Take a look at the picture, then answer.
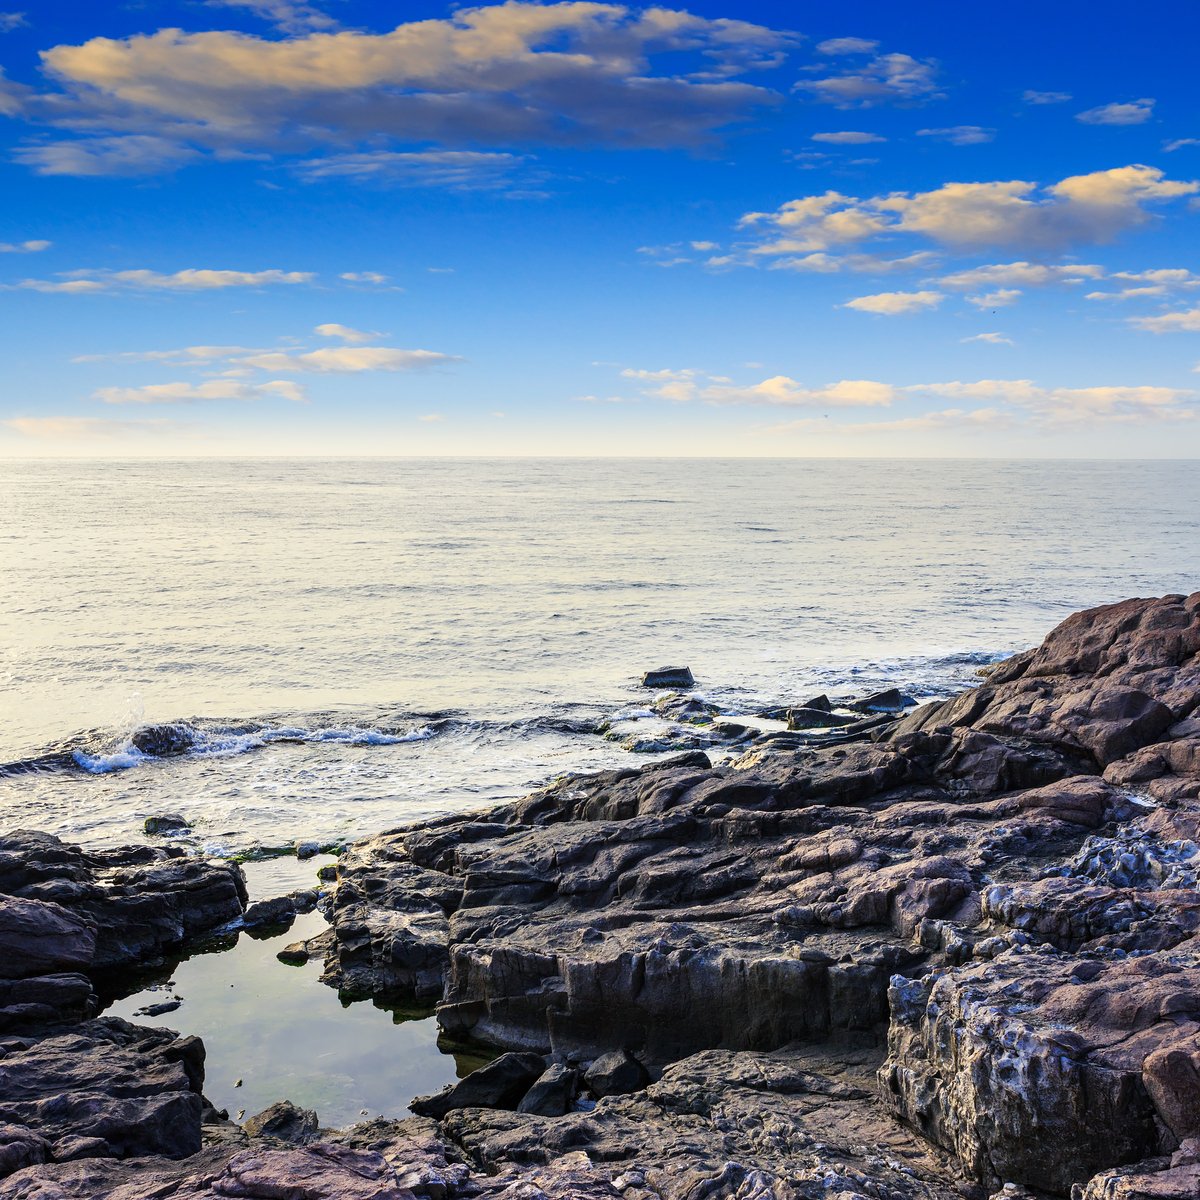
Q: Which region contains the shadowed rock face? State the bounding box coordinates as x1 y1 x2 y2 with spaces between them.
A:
3 594 1200 1199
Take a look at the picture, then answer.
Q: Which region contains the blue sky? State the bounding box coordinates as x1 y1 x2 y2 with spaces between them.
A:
2 0 1199 455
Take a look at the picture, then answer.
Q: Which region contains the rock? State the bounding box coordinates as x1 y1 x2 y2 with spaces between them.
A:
243 896 297 932
584 1050 649 1097
641 667 695 689
276 942 310 966
517 1064 577 1116
296 841 321 859
0 1018 205 1178
786 706 858 729
0 896 95 981
130 725 197 757
410 1052 546 1119
850 688 918 714
144 814 192 836
135 999 182 1017
243 1100 319 1144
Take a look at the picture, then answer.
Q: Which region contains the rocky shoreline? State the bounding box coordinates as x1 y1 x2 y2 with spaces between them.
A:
1 593 1198 1198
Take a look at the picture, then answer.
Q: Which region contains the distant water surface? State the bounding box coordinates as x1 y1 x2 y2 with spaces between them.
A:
1 458 1196 851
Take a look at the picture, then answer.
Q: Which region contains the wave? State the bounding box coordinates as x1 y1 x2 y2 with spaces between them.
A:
0 717 438 778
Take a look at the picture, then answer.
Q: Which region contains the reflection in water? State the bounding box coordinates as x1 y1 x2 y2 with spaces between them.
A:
102 860 487 1129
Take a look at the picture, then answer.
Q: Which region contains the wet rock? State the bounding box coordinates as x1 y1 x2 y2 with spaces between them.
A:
130 725 197 757
786 705 858 729
243 1100 319 1144
411 1052 546 1119
296 841 321 859
243 895 298 932
851 688 918 714
135 999 182 1017
144 814 192 836
641 667 694 689
584 1050 650 1097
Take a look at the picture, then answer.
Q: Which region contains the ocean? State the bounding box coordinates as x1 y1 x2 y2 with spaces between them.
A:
2 457 1197 854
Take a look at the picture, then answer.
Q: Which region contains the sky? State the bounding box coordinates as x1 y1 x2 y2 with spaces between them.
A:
2 0 1200 456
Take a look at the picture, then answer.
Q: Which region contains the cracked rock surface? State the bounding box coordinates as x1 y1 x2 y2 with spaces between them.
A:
2 593 1200 1198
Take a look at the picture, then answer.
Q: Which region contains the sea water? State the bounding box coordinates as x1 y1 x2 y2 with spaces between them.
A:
2 457 1197 851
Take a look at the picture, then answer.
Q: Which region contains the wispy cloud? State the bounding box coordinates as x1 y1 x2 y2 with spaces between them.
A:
95 380 306 405
204 0 339 35
810 130 886 144
966 289 1022 308
916 125 994 145
314 323 382 344
961 332 1013 345
294 150 527 191
912 379 1195 423
0 238 49 253
1130 308 1200 333
3 416 181 439
9 268 313 293
815 38 879 56
0 12 26 32
1076 99 1155 126
796 51 943 107
1023 89 1072 105
238 347 459 373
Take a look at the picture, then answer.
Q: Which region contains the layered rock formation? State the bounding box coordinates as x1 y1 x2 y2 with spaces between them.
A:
1 593 1199 1198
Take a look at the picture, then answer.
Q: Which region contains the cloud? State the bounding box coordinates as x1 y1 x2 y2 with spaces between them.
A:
1076 99 1155 126
937 261 1105 288
966 289 1022 308
204 1 339 35
911 379 1195 423
0 239 49 253
916 125 994 145
1023 90 1071 105
340 271 389 285
770 407 1011 436
1165 138 1200 152
417 413 444 422
94 379 305 404
72 345 257 364
765 250 938 274
9 267 313 293
843 289 944 314
815 38 879 56
811 130 885 144
961 332 1013 345
294 150 526 190
0 12 26 33
237 347 458 372
739 166 1198 257
3 416 179 439
1130 308 1200 333
314 323 381 343
620 367 700 382
795 52 942 106
15 136 201 176
619 367 896 408
15 5 796 176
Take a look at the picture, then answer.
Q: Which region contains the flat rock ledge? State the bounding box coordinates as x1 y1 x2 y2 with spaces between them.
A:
1 592 1199 1199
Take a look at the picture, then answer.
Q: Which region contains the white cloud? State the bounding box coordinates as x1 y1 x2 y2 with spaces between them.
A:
1076 99 1155 126
1165 138 1200 152
911 378 1195 423
697 376 896 407
1130 308 1200 333
961 332 1013 345
94 379 305 404
72 345 257 364
15 6 795 176
1085 286 1167 301
1023 90 1071 105
238 347 458 372
740 166 1198 257
314 323 382 344
9 267 313 293
938 261 1105 288
0 238 49 253
0 12 26 32
966 289 1022 308
771 407 1011 436
815 37 879 56
811 130 885 144
916 125 994 145
796 52 942 106
340 272 389 285
620 367 700 382
843 289 944 314
3 416 179 439
417 413 445 422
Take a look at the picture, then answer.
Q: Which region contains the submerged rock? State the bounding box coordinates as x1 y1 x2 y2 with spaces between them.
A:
144 814 192 836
